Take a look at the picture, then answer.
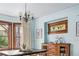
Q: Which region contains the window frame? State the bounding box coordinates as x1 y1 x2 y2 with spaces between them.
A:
0 20 21 50
13 23 21 49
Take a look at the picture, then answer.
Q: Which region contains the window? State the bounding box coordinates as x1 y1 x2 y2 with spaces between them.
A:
0 24 8 49
12 23 21 49
0 21 21 50
15 24 20 48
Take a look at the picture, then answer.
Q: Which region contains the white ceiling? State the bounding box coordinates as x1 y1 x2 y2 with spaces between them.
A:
0 3 79 18
27 3 79 18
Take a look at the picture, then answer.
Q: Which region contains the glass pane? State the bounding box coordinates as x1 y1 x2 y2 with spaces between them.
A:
0 25 8 31
0 31 8 36
0 36 8 48
15 25 20 48
0 24 8 49
16 25 20 36
16 38 20 48
0 25 5 30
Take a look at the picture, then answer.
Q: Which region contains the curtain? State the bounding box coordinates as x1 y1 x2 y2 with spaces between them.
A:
20 18 32 50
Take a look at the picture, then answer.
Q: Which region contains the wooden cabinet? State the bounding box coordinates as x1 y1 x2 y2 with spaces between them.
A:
42 43 70 56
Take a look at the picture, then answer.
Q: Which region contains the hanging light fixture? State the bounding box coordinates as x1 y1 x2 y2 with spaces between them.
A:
19 3 34 22
19 3 34 52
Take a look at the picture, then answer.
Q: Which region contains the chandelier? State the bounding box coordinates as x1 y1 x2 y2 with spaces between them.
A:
19 3 34 22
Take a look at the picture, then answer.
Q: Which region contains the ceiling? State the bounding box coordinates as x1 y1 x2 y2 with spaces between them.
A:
27 3 79 18
0 3 79 18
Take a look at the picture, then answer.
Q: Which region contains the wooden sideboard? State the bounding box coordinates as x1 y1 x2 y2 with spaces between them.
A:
42 43 70 56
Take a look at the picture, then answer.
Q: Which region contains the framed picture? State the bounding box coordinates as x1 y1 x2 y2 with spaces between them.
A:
48 18 68 34
76 22 79 36
36 28 42 39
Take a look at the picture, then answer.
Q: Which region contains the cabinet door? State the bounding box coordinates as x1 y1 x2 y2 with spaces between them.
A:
64 45 70 56
58 44 70 56
47 44 59 56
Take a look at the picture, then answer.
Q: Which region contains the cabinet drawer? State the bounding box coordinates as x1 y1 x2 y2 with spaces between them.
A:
47 49 58 53
47 46 57 49
48 49 57 52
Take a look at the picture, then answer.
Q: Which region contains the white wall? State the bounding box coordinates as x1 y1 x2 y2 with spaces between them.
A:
35 5 79 56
